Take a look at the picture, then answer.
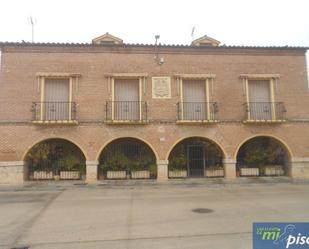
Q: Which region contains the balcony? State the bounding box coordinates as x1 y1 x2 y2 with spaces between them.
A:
176 102 219 123
105 101 148 124
244 102 286 123
31 102 77 124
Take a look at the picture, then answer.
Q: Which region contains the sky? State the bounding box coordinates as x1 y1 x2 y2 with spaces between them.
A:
0 0 308 74
0 0 308 46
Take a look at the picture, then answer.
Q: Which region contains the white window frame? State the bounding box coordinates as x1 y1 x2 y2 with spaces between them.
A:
105 73 147 122
35 73 81 123
174 74 216 121
241 74 280 121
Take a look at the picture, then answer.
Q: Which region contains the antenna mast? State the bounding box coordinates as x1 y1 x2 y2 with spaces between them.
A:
191 27 195 41
28 16 36 42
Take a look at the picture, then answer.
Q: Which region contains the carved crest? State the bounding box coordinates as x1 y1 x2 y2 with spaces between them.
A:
152 77 171 99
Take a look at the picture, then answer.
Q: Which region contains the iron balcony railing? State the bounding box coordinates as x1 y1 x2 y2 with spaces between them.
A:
177 102 218 121
105 101 148 122
244 102 286 121
32 102 77 121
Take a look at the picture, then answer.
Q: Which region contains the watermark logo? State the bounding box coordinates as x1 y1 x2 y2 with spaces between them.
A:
253 223 309 249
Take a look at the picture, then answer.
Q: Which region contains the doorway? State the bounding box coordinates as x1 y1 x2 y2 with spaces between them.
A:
187 145 205 177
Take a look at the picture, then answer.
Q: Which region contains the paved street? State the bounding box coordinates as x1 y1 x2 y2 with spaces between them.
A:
1 180 309 249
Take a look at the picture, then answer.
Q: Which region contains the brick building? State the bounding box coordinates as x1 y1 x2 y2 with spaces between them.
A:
0 33 308 184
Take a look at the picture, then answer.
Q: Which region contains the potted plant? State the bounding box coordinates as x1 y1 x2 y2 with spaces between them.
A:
58 154 83 180
205 165 224 177
103 151 128 179
264 165 284 176
240 147 267 176
168 153 187 178
27 143 54 180
33 163 54 180
130 151 154 179
148 164 157 179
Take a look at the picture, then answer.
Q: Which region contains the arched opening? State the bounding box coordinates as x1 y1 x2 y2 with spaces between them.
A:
168 137 224 178
24 138 86 181
98 138 157 180
236 136 290 177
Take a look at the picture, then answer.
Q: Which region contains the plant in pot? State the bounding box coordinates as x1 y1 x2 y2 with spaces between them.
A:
103 151 129 179
130 163 150 179
205 164 224 177
129 147 155 179
242 147 268 176
27 143 54 180
168 153 187 178
58 154 83 180
148 164 157 179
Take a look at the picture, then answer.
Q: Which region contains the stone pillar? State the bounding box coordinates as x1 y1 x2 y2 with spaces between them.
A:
223 159 237 179
86 161 98 182
290 157 309 178
157 160 169 181
0 161 24 184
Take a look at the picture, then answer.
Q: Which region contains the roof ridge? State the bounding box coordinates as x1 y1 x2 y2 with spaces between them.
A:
0 41 308 50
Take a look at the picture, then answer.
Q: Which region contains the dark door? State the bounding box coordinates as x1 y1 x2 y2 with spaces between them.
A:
187 145 205 177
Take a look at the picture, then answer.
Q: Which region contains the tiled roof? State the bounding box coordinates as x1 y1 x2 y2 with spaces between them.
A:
0 41 307 50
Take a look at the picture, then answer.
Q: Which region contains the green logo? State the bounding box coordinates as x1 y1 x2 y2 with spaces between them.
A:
256 226 281 241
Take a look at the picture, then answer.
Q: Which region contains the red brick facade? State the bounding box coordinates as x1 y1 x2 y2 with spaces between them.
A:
0 41 308 183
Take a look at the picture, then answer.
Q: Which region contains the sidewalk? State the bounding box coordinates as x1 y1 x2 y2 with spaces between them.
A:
1 177 309 192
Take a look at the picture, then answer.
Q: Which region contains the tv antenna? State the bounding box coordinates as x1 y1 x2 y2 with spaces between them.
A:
28 16 36 42
154 35 164 65
191 27 195 41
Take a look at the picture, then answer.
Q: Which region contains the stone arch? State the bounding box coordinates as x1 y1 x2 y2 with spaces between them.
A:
95 136 159 162
166 135 228 161
23 138 87 181
22 137 89 162
167 136 226 178
97 137 157 180
235 135 292 177
234 134 293 160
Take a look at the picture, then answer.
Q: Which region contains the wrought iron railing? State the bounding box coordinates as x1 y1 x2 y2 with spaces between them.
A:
177 102 218 121
105 101 148 122
31 102 77 121
244 102 286 121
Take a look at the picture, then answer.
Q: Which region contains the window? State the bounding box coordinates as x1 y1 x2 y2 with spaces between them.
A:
44 78 71 121
182 79 207 120
241 74 285 122
105 73 148 123
175 74 218 122
114 79 140 120
32 73 79 123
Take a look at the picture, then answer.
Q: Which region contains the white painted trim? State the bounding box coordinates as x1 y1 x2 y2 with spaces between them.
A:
139 78 142 120
174 74 216 79
157 160 169 165
69 77 73 120
0 161 24 167
86 161 99 166
223 159 236 164
206 79 210 119
240 74 280 79
111 78 115 120
180 78 184 120
270 78 276 120
291 157 309 163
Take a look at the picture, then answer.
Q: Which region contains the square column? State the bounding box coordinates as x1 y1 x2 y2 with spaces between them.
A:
223 159 236 179
86 161 98 182
0 161 24 184
157 160 169 181
290 157 309 178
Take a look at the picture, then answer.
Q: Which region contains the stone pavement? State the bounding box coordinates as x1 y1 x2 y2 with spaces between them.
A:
1 178 309 249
